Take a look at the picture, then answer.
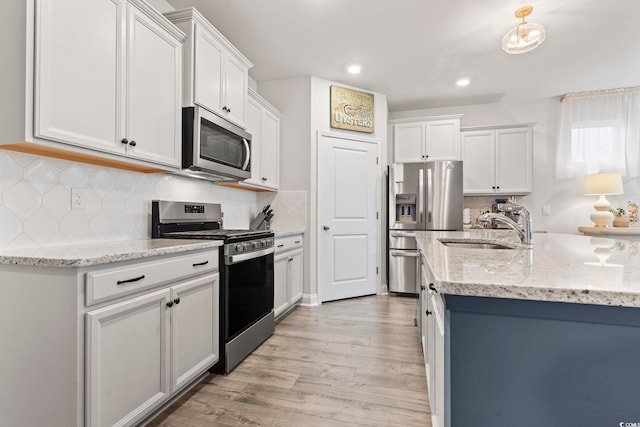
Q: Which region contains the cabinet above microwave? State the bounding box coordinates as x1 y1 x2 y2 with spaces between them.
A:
164 7 253 129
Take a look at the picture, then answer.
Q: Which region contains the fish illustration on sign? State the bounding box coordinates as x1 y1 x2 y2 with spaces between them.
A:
330 86 374 133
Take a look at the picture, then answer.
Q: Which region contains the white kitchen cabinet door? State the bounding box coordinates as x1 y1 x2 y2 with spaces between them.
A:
224 53 249 126
164 8 251 128
259 107 280 188
246 96 263 184
461 130 496 194
274 252 289 318
244 89 280 190
194 25 224 114
86 288 171 427
288 248 303 305
126 6 182 167
495 128 533 194
425 119 460 160
35 0 125 155
171 273 219 392
394 122 425 162
461 127 533 195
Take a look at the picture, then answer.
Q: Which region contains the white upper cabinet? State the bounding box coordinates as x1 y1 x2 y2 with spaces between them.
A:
392 116 461 163
35 0 184 168
165 8 253 128
244 88 280 190
461 126 533 195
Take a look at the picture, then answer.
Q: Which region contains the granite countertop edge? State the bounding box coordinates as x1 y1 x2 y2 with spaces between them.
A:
273 229 306 237
415 230 640 309
0 239 223 268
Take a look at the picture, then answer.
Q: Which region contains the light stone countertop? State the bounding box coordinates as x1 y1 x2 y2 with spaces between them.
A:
273 229 305 238
415 229 640 308
0 239 223 268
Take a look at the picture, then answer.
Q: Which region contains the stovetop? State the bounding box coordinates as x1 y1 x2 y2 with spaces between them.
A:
162 229 273 241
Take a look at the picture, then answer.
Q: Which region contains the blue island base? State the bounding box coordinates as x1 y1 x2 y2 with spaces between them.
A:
446 295 640 427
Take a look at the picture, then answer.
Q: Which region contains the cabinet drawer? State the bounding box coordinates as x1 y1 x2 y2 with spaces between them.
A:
86 249 218 306
275 234 303 253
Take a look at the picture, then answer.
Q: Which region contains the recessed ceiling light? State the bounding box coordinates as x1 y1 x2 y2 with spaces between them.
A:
347 65 361 75
456 78 471 87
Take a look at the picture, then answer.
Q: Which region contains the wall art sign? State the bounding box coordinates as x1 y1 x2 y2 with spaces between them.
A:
330 85 374 133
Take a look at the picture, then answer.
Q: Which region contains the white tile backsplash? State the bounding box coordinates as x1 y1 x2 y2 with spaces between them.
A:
0 151 258 249
257 190 307 232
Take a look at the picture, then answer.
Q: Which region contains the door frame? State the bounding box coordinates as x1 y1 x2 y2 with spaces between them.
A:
315 130 382 303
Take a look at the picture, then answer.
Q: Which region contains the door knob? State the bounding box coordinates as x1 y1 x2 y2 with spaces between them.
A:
323 226 330 231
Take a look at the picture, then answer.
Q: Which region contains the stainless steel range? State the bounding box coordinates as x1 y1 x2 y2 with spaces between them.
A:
151 200 275 373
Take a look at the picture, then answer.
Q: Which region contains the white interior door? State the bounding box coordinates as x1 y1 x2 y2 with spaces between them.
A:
318 132 378 302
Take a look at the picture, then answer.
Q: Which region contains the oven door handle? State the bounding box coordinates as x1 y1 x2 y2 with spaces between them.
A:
226 246 274 265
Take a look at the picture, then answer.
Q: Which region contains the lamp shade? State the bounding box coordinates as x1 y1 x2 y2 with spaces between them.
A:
584 173 624 195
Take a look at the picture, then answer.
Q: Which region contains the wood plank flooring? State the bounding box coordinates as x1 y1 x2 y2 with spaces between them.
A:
148 295 431 426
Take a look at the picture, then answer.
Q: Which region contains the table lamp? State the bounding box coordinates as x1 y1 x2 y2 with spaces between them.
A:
584 172 624 227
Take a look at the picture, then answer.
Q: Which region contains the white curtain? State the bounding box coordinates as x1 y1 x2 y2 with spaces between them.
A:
555 88 640 179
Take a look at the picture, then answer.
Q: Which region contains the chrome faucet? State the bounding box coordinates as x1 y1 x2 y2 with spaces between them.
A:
478 204 533 247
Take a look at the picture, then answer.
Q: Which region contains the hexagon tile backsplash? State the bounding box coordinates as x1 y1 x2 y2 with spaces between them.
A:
0 151 258 249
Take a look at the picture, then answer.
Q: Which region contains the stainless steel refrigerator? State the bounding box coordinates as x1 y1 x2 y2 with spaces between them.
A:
387 160 463 294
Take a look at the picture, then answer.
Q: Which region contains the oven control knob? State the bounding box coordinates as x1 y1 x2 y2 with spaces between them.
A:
235 243 243 252
243 242 251 251
252 241 259 249
261 239 268 247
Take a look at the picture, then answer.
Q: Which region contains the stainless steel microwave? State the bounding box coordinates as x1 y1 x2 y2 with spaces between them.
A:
182 106 251 181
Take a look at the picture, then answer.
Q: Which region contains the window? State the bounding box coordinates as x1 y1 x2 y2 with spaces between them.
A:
555 88 640 179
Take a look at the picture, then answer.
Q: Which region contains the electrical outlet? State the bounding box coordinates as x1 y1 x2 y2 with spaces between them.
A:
71 188 87 210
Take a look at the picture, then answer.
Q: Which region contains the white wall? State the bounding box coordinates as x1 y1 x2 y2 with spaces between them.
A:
390 98 640 234
0 150 258 249
258 77 389 302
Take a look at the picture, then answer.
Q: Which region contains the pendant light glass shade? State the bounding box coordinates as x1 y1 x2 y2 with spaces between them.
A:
502 6 546 54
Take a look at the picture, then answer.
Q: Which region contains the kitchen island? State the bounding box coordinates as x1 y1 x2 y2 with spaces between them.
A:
415 230 640 427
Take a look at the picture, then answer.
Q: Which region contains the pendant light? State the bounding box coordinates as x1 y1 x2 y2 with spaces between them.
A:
502 6 546 54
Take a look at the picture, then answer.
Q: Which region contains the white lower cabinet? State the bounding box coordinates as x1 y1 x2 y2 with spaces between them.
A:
420 254 445 427
86 271 219 427
86 288 172 427
274 234 304 318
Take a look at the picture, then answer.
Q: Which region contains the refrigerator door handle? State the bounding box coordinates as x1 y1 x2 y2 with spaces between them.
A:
418 168 424 224
390 231 416 238
390 250 420 258
427 167 433 225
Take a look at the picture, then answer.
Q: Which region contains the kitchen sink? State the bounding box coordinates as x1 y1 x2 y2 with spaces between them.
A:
439 241 514 250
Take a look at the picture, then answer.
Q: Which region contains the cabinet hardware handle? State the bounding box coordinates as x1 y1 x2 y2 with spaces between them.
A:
420 284 426 291
129 140 137 147
492 186 496 189
425 310 432 316
116 275 145 285
288 258 293 262
323 226 330 231
166 301 174 308
174 298 181 305
428 283 437 292
227 108 231 113
294 240 300 244
425 155 429 158
261 177 267 181
121 138 128 144
192 260 209 267
496 186 500 189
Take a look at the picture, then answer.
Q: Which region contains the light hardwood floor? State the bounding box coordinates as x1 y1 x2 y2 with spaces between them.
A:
148 295 432 426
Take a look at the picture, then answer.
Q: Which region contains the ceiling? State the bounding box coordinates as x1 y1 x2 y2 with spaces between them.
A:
166 0 640 112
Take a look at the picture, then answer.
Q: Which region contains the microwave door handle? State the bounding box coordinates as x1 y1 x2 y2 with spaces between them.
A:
242 138 251 171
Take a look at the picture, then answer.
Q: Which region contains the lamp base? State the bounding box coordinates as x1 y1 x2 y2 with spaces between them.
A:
591 195 613 228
